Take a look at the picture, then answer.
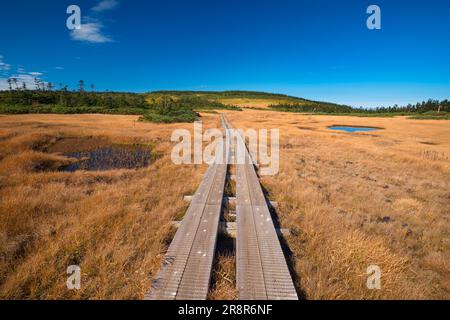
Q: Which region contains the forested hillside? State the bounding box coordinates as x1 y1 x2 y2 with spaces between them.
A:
1 88 448 120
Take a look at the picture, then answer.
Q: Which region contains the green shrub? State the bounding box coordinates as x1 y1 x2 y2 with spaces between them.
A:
139 97 199 123
140 112 198 123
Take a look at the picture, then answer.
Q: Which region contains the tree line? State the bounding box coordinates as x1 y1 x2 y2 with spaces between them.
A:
0 81 149 114
0 86 240 122
360 99 450 113
270 99 449 114
270 102 354 113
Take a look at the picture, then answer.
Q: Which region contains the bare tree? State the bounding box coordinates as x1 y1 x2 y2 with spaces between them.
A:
34 78 40 90
7 78 12 91
47 82 53 91
78 80 85 92
22 82 27 90
12 78 18 90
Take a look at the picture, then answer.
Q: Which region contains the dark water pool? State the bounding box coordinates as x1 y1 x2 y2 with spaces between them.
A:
329 126 380 133
63 146 152 172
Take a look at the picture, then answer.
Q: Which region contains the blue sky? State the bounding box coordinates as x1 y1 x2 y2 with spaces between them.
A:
0 0 449 107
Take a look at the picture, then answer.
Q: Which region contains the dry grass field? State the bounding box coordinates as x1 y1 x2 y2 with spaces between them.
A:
224 109 450 299
0 114 218 299
0 111 449 300
217 98 287 109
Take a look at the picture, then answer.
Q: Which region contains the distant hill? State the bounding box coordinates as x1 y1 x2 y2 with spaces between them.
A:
147 90 352 111
1 89 446 119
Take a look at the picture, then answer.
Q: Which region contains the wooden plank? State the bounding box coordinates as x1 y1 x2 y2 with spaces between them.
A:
145 134 228 300
147 115 297 301
175 204 222 299
229 117 298 300
236 204 267 300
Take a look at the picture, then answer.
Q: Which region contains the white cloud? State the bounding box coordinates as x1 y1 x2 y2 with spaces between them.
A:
0 55 49 91
0 79 8 90
0 63 10 72
68 1 118 43
0 74 47 90
55 66 64 70
70 22 113 43
92 0 119 12
0 55 11 73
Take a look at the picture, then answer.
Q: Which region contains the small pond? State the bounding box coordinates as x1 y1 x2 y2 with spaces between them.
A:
47 137 153 172
328 126 381 133
63 146 152 172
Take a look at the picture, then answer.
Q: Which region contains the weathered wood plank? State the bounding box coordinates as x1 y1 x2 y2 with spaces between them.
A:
228 117 298 301
145 132 228 300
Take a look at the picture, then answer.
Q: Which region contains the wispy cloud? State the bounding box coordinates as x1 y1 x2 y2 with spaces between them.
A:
55 66 64 70
0 55 11 74
70 22 113 43
92 0 119 12
0 73 47 91
0 55 48 90
0 79 8 90
69 1 119 43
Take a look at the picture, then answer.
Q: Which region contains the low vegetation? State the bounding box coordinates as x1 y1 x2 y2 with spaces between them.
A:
270 99 450 119
139 96 240 124
0 89 241 123
270 101 354 113
0 91 449 300
2 89 448 120
148 90 335 110
226 109 450 299
408 111 450 120
0 90 149 115
0 114 219 299
140 97 199 123
148 90 305 101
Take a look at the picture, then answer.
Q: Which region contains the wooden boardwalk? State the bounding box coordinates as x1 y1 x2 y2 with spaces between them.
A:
145 131 228 300
223 117 298 300
147 116 297 300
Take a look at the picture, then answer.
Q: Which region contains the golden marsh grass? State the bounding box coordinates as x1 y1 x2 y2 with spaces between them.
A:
0 111 449 299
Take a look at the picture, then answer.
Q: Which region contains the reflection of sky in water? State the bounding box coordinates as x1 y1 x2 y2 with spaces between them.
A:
63 146 151 172
329 126 379 133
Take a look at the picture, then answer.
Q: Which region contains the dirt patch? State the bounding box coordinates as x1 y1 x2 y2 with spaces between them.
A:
297 126 316 131
419 141 439 146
